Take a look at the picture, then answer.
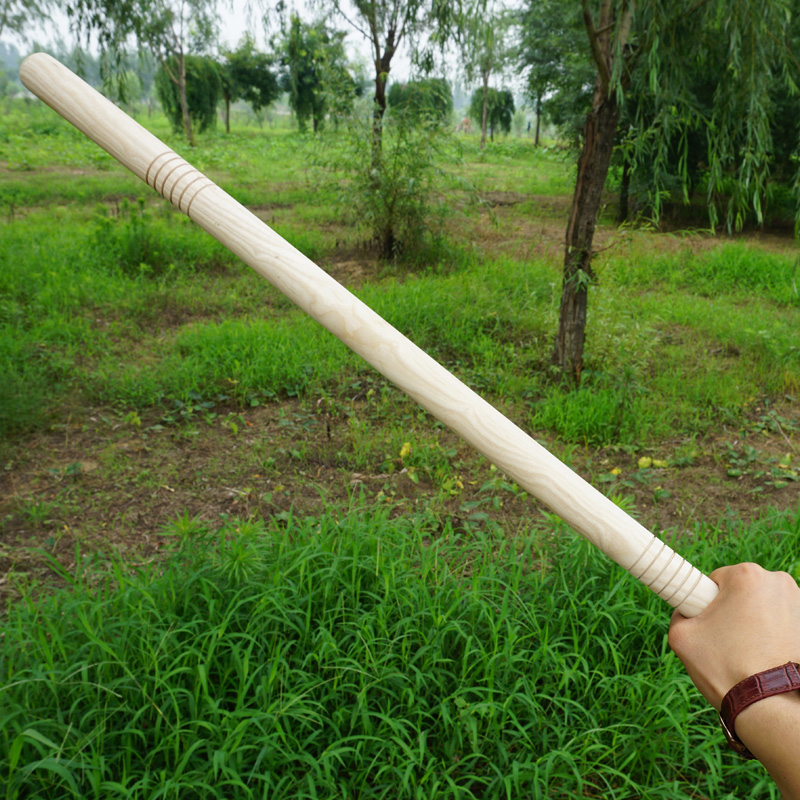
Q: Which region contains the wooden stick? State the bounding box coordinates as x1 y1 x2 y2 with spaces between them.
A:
20 52 718 617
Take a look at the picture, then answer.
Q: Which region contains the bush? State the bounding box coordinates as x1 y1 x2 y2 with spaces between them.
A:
387 77 454 126
320 109 463 259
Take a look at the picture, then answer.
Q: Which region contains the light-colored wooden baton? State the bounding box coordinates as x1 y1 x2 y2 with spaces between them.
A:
20 52 718 617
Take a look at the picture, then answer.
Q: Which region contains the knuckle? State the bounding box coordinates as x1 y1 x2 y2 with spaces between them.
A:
729 562 766 586
774 570 799 589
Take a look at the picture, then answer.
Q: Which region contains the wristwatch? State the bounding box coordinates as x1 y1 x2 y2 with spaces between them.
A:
719 661 800 759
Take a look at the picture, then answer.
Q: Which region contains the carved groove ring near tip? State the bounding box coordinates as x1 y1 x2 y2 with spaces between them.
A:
144 151 214 217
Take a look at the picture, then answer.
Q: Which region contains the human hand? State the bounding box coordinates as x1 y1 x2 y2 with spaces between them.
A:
668 562 800 710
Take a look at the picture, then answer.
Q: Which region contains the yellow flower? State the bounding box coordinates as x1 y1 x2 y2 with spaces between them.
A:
399 442 412 460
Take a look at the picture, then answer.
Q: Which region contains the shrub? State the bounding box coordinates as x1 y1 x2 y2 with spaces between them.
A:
321 109 463 259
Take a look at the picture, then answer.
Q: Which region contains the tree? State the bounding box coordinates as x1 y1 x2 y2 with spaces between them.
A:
548 1 633 382
458 2 514 149
468 86 514 140
67 0 219 146
387 77 453 125
220 35 280 133
103 68 144 114
322 0 456 169
276 14 354 133
313 0 461 257
617 6 800 226
329 107 457 258
0 61 13 106
522 0 799 383
519 0 589 146
0 0 54 40
133 49 160 117
0 41 19 74
156 54 221 135
100 49 160 117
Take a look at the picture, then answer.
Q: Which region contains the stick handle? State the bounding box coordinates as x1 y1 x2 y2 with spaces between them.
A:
20 53 718 617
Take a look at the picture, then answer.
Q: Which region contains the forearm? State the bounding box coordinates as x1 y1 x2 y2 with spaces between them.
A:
735 693 800 799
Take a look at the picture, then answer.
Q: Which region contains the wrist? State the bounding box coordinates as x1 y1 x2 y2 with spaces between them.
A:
719 662 800 759
735 691 800 763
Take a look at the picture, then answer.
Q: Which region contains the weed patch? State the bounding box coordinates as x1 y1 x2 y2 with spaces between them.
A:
90 199 237 277
529 369 650 447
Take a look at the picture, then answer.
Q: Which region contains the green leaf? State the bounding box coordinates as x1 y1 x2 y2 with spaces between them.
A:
21 758 80 793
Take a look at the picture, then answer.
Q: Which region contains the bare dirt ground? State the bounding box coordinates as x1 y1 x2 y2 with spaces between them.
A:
2 387 797 610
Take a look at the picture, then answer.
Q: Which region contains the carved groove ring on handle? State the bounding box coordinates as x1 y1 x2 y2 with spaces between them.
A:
145 151 214 217
644 547 678 589
628 536 666 582
665 569 705 609
626 536 705 608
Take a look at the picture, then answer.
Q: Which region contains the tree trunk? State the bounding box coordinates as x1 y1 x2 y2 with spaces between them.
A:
224 95 231 134
368 68 387 176
618 155 630 222
370 32 396 255
535 94 542 147
553 81 620 382
177 54 195 146
480 71 489 149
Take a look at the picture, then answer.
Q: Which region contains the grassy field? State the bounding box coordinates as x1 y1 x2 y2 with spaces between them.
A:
1 97 800 797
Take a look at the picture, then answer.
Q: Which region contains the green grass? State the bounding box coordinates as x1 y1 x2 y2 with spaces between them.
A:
3 198 798 445
456 138 577 195
0 104 800 445
529 368 651 445
2 502 797 798
606 241 800 306
0 105 122 171
2 97 799 448
1 171 150 210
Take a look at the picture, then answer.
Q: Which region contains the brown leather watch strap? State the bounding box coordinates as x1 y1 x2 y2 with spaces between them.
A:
719 662 800 759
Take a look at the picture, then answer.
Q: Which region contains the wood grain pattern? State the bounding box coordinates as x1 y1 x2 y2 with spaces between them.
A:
20 52 719 617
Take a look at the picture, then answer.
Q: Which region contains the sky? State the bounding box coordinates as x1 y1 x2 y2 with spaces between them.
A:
12 0 502 89
10 1 265 54
13 1 392 74
10 1 525 96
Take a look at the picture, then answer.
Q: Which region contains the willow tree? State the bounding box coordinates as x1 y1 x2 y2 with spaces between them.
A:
387 77 453 125
468 87 514 141
0 0 54 39
457 2 514 149
220 35 280 133
322 0 458 171
67 0 219 146
530 0 799 382
156 53 221 135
